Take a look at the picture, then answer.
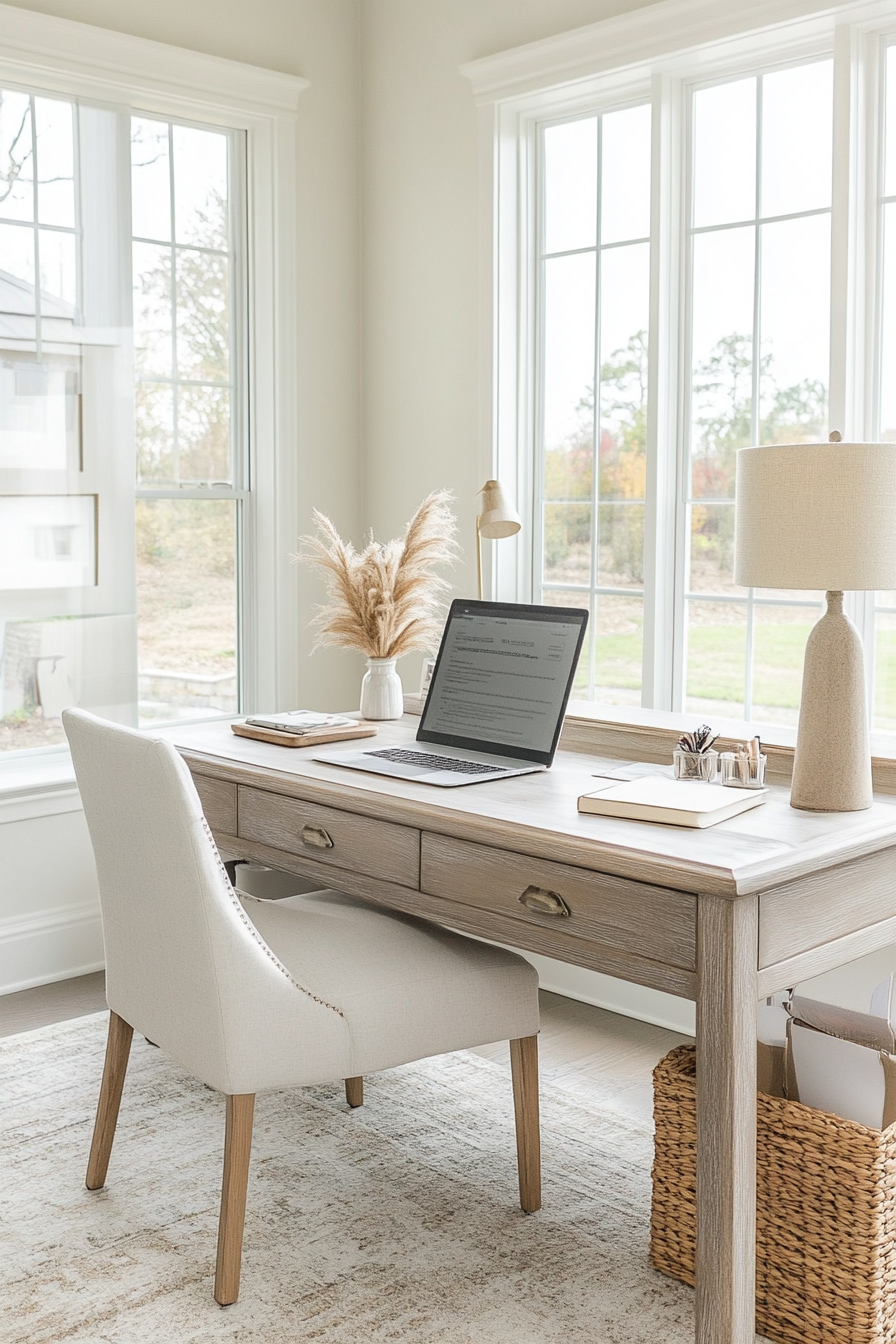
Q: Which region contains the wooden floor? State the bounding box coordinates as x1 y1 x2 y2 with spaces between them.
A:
0 971 107 1038
0 973 691 1125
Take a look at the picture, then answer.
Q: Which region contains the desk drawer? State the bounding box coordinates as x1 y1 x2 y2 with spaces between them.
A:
238 786 420 888
193 774 237 835
421 833 696 971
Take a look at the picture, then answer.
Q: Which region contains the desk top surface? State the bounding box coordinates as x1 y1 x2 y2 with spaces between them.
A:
169 717 896 899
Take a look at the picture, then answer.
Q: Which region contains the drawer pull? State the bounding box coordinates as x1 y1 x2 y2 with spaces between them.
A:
519 885 570 917
301 824 334 850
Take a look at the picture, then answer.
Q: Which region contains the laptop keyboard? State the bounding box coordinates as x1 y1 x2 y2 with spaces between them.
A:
367 748 506 776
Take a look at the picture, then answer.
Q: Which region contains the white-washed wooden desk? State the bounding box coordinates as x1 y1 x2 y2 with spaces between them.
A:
170 717 896 1344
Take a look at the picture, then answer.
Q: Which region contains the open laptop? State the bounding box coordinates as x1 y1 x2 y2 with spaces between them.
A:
313 599 588 787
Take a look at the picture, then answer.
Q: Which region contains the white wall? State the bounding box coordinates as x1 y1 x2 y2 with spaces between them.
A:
0 802 101 993
359 1 658 544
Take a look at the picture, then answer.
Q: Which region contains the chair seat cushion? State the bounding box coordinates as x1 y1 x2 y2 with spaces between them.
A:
241 889 539 1077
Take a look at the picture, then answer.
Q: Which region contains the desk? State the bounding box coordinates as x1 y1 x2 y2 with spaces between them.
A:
171 716 896 1344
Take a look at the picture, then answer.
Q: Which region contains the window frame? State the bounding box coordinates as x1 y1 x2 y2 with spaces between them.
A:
465 0 896 726
0 5 306 789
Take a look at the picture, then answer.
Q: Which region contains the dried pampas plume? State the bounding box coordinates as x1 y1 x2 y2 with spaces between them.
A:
297 491 459 659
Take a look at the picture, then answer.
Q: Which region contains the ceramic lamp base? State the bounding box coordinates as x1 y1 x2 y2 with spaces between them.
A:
790 591 872 812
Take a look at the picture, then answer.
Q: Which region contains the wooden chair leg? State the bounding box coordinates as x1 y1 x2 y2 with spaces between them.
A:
214 1093 255 1306
510 1035 541 1213
86 1011 134 1191
344 1076 363 1108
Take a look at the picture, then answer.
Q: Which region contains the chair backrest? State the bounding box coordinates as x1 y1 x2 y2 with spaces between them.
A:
64 709 348 1092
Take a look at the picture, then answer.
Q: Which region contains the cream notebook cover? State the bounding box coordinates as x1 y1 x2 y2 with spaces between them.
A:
577 776 767 828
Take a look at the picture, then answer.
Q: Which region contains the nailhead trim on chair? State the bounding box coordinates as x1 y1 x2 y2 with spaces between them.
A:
200 815 346 1020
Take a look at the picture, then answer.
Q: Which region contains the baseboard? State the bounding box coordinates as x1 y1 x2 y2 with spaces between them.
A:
0 901 104 996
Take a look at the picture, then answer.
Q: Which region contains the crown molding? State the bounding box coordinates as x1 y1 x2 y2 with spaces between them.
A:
0 2 307 118
460 0 896 103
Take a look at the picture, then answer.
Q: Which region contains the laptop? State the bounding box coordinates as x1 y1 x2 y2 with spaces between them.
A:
313 599 588 787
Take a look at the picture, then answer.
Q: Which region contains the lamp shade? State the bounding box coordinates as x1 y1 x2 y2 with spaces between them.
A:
734 441 896 590
478 480 521 539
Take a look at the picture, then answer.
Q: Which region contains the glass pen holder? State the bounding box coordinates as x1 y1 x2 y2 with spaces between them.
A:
673 748 718 782
720 751 767 789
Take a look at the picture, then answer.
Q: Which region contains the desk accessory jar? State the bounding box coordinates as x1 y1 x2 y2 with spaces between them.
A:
720 740 766 789
673 748 719 782
673 724 719 781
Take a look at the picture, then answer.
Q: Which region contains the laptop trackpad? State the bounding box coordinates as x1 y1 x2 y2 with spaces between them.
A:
356 752 433 776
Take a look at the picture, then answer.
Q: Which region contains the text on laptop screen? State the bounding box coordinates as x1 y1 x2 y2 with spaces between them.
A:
419 609 583 756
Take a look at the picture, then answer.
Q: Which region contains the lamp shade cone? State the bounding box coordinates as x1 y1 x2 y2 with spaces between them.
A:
478 480 521 539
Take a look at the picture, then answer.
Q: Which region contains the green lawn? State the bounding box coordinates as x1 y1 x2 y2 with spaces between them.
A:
576 621 896 718
877 629 896 721
688 621 811 707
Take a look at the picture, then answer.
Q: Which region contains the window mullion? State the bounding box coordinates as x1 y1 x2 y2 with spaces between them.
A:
643 72 682 712
670 75 693 714
745 77 763 723
589 116 601 703
832 27 877 707
829 22 869 440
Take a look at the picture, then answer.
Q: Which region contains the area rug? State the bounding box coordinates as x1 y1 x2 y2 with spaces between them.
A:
1 1013 723 1343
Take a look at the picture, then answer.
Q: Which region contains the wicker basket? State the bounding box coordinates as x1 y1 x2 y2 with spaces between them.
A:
651 1044 896 1344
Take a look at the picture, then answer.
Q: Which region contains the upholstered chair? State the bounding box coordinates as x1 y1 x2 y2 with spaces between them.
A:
63 709 541 1305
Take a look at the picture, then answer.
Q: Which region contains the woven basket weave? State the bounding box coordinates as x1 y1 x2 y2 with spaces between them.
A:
651 1044 896 1344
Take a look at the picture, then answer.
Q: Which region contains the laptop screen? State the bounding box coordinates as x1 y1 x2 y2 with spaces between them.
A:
417 600 589 766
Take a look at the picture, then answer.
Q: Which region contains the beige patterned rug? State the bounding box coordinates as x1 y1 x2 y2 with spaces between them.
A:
1 1013 705 1343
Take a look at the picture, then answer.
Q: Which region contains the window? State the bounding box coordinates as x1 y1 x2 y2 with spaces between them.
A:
0 12 304 764
0 93 242 752
475 0 896 733
537 106 651 705
683 62 831 724
131 116 243 727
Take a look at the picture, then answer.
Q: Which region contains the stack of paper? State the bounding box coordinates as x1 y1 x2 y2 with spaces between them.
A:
788 974 896 1129
244 711 357 735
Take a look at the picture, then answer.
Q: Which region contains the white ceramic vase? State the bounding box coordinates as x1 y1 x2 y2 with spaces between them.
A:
359 657 403 720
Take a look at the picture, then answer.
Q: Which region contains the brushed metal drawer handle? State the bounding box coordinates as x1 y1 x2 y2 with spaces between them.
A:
301 824 334 850
519 885 570 917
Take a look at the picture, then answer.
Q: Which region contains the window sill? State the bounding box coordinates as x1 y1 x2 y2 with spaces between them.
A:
560 701 896 795
0 748 80 823
0 711 245 822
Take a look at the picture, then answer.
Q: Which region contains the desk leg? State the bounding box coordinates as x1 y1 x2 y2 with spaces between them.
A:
695 894 758 1344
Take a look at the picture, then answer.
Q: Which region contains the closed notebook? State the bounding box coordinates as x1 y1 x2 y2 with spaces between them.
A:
577 776 767 828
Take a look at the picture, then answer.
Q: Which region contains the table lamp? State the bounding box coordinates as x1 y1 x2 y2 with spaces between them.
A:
477 479 521 599
734 433 896 811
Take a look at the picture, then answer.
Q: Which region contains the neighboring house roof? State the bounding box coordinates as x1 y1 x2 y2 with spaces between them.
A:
0 267 76 344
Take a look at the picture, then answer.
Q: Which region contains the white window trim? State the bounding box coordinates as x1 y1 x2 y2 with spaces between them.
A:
462 0 896 721
0 2 306 807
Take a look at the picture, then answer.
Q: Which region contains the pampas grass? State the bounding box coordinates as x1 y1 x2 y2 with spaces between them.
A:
298 491 459 659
